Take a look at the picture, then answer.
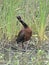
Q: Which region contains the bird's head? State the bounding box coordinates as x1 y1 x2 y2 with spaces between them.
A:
17 16 21 20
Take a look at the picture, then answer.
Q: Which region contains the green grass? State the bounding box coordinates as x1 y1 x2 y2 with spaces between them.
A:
38 0 47 40
0 0 24 40
32 0 49 41
0 0 49 41
0 0 49 65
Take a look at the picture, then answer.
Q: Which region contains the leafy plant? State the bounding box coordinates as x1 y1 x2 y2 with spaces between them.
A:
33 0 49 41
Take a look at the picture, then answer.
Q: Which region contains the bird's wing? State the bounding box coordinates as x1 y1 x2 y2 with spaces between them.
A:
16 30 25 43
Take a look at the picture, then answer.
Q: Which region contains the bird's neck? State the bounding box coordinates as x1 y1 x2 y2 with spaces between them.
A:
19 19 28 28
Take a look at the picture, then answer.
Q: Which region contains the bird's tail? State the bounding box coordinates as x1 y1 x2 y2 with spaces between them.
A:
17 16 28 28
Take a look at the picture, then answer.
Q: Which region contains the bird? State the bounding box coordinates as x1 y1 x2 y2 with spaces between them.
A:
16 16 32 50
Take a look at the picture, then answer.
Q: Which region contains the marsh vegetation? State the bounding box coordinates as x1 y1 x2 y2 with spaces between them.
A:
0 0 49 65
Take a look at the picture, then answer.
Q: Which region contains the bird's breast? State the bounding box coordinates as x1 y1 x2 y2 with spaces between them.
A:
24 28 32 41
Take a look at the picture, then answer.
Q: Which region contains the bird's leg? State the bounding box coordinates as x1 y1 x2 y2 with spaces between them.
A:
22 43 24 49
24 41 29 51
22 42 26 52
17 42 22 51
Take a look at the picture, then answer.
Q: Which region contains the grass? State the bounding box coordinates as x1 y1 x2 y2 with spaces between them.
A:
0 1 49 65
32 0 49 41
0 0 23 40
0 0 49 41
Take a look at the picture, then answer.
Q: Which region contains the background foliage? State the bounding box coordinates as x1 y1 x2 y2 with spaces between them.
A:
0 0 49 65
0 0 49 41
